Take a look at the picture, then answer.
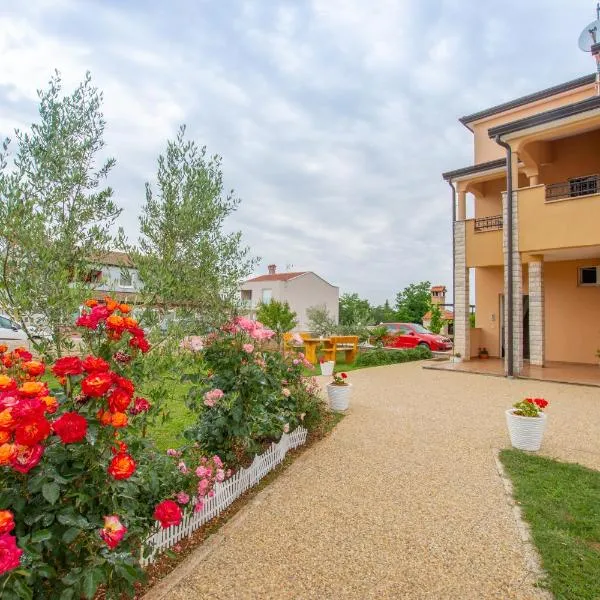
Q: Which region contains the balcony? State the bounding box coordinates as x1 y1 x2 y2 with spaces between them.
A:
545 175 600 202
519 183 600 252
474 214 503 232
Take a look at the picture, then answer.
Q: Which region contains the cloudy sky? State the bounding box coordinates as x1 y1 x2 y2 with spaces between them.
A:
0 0 595 304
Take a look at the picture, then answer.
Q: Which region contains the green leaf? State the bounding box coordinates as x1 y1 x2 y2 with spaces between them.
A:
11 576 33 600
58 511 91 529
82 568 104 600
59 588 75 600
42 482 60 505
30 529 53 543
62 527 81 544
85 422 98 446
36 564 56 579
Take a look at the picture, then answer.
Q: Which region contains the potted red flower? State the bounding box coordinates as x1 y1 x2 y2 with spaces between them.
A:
326 372 351 411
505 397 549 451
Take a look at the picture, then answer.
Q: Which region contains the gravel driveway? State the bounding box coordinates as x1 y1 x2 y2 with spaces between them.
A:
149 361 600 600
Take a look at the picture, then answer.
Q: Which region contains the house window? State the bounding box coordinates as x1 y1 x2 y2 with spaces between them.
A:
120 270 133 288
578 266 600 286
261 289 272 304
569 175 598 198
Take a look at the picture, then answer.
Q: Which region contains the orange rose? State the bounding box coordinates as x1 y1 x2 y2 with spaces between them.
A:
0 510 15 534
0 375 16 392
0 409 15 431
110 412 128 428
106 315 125 330
81 372 113 397
0 344 7 354
0 431 10 444
104 297 118 312
123 317 138 329
1 356 12 368
97 409 113 426
40 395 59 414
19 381 46 397
84 299 99 308
21 360 46 377
0 443 16 465
119 304 131 314
107 451 136 479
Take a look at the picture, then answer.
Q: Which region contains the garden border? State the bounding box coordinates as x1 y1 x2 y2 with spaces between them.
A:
141 426 308 566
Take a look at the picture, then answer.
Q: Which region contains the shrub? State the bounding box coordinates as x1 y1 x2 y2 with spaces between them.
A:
0 298 216 600
354 346 432 367
183 317 326 463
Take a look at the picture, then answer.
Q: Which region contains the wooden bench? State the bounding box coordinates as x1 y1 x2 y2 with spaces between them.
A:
283 331 312 352
321 336 359 364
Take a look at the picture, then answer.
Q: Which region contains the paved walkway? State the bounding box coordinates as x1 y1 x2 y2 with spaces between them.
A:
152 362 600 600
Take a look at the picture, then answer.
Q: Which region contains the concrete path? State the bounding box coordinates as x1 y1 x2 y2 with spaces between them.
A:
155 362 600 600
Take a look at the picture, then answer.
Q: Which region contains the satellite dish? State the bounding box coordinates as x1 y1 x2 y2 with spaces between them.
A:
578 19 600 52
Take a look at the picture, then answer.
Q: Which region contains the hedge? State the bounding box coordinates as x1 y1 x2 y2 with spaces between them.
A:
354 346 432 367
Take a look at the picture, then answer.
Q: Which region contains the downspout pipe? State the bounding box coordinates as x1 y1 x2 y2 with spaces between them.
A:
495 135 513 377
448 180 456 340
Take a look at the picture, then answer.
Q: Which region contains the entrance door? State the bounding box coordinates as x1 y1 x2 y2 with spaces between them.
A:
499 294 529 359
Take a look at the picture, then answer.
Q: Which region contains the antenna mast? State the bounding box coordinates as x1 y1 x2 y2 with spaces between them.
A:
579 4 600 95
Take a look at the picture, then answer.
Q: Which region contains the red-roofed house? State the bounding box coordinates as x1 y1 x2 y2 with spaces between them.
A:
240 264 339 331
423 285 454 336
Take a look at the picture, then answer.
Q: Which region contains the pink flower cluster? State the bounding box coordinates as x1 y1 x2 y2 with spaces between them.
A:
180 336 204 352
226 317 275 341
192 455 231 513
203 388 224 407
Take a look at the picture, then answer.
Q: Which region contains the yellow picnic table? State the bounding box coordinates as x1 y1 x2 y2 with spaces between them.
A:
302 338 328 365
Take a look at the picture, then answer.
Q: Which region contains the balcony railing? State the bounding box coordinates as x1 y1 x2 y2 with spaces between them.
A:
545 174 600 202
474 214 503 232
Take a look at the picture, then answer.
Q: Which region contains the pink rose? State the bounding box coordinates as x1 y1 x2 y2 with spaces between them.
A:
216 469 225 482
282 388 291 397
194 499 204 513
167 448 180 457
293 359 299 365
283 423 290 433
213 455 223 467
203 389 224 407
176 491 190 505
242 343 254 353
178 461 189 474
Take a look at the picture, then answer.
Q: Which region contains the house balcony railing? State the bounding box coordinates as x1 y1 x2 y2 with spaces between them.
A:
545 174 600 202
474 214 503 232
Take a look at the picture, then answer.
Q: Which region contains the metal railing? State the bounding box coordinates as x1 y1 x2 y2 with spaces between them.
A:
474 214 503 232
545 174 600 201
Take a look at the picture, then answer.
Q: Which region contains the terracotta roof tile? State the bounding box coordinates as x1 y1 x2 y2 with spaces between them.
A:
245 272 307 283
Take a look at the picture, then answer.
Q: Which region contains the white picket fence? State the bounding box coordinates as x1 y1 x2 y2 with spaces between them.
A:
140 426 308 566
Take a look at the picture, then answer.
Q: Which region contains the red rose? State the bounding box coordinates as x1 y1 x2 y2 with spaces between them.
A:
114 376 135 396
153 499 183 528
0 533 23 576
341 373 348 379
21 361 45 377
129 335 150 353
533 398 548 409
52 356 83 377
90 305 111 322
108 388 132 413
14 415 51 446
76 313 98 330
11 398 45 420
11 348 32 362
81 372 114 397
108 451 136 480
130 397 151 415
53 412 88 444
11 444 44 473
81 355 110 373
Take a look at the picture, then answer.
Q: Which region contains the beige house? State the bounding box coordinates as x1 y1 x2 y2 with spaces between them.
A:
443 71 600 374
240 265 339 331
422 286 454 336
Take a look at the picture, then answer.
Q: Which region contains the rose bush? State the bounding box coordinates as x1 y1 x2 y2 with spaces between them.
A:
0 298 226 600
183 316 327 462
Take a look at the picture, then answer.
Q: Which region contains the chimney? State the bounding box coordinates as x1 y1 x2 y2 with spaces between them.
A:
267 264 276 275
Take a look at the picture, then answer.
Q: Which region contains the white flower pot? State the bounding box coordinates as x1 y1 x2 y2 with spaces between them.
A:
320 361 335 376
505 409 547 451
327 383 352 411
451 356 463 363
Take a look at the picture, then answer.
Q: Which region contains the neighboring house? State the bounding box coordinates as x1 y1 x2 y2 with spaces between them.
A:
443 70 600 371
423 286 454 336
88 252 142 303
240 265 339 331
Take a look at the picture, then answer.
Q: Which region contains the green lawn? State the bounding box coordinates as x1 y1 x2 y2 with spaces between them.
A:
500 449 600 599
303 351 363 376
147 382 195 451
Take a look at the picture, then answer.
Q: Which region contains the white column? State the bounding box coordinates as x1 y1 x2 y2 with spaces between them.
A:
528 258 545 367
454 221 470 360
502 190 523 375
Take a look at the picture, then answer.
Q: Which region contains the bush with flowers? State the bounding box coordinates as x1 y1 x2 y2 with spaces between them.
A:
183 316 327 463
512 397 549 417
0 298 229 600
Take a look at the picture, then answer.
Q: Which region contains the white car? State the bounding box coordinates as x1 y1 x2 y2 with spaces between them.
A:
0 314 31 351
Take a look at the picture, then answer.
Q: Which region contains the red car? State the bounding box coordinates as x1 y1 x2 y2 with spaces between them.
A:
381 323 453 352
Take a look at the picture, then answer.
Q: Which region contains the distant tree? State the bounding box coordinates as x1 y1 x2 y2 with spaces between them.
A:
371 299 397 324
339 292 372 326
395 281 431 324
256 300 297 349
131 126 257 332
428 303 444 334
0 71 121 358
306 304 336 337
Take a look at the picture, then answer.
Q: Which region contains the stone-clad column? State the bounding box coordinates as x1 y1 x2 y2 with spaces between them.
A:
502 190 523 375
528 258 545 367
454 220 470 360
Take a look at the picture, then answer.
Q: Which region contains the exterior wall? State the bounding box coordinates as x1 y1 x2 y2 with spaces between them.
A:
239 280 285 316
474 267 503 357
474 178 505 218
471 83 595 164
465 220 503 267
545 259 600 364
284 274 339 331
518 186 600 252
538 129 600 185
95 265 142 294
